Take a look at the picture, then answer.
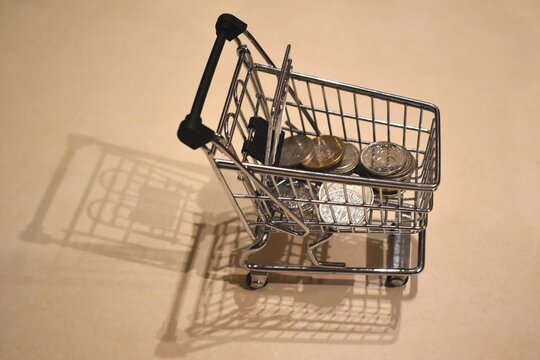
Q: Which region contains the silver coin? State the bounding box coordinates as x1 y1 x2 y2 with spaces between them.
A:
331 143 361 175
384 152 415 180
318 183 374 225
377 155 415 196
390 149 416 176
360 141 409 177
368 157 413 196
274 180 314 213
279 134 314 167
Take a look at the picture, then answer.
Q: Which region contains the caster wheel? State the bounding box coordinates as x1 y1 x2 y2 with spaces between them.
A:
246 272 268 290
385 276 409 288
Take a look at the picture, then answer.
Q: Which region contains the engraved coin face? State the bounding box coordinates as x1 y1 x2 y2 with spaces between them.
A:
384 150 415 180
358 150 416 196
360 141 409 177
318 183 374 225
274 180 314 213
279 134 314 167
331 142 361 175
301 135 344 170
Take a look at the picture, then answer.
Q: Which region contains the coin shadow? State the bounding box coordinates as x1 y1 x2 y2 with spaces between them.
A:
155 214 419 357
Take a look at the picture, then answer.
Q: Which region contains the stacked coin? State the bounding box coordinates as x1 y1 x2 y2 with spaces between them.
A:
279 134 359 174
277 134 357 221
331 142 361 175
359 141 416 194
278 134 315 167
275 135 416 226
278 136 415 181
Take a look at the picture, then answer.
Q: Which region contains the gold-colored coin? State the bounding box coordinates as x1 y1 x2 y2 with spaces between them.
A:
301 135 344 170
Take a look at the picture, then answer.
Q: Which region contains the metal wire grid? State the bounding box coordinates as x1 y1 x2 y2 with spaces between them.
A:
208 43 439 237
68 147 202 248
185 217 407 345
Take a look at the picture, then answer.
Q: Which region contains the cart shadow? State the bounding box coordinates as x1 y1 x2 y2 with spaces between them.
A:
155 215 419 357
19 134 419 356
19 134 212 272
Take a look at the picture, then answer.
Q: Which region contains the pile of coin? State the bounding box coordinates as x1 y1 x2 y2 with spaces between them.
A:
276 134 416 226
359 141 415 183
279 135 415 181
279 134 360 174
357 141 416 196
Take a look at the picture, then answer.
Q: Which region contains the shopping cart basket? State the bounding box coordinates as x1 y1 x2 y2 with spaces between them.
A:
177 14 441 289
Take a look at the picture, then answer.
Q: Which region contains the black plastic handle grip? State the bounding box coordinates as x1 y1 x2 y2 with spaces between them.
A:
177 14 247 149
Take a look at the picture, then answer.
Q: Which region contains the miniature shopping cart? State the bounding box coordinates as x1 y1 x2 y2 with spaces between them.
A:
177 14 441 289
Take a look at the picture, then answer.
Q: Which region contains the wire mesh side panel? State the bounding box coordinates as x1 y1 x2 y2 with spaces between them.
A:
215 164 429 235
272 66 438 234
208 51 439 236
271 65 440 191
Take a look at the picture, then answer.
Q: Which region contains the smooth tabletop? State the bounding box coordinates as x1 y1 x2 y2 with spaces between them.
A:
1 1 539 359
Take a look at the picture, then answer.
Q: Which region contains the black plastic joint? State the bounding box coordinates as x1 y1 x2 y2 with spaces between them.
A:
177 114 214 150
215 13 247 41
242 116 284 164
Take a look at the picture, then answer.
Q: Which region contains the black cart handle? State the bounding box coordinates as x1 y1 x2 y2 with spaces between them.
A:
177 14 247 149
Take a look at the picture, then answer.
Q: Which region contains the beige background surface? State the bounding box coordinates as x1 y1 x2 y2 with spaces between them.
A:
1 1 539 359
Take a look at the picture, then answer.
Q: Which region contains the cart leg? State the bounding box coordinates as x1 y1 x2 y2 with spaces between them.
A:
240 229 271 289
385 231 411 288
246 271 269 289
307 231 346 268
